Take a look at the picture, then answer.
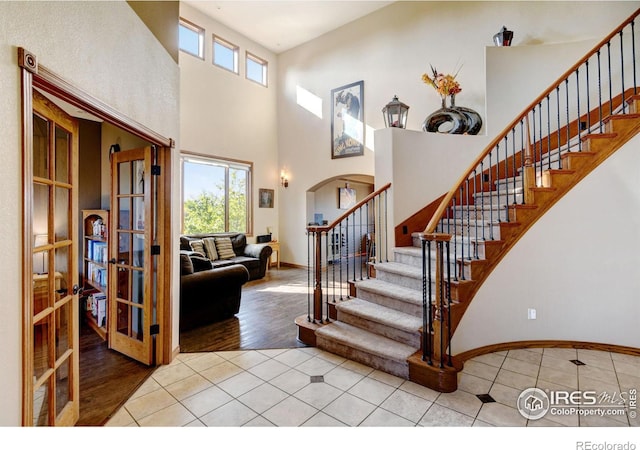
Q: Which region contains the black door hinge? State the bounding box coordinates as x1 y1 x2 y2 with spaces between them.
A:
150 324 160 335
151 245 161 255
151 165 161 176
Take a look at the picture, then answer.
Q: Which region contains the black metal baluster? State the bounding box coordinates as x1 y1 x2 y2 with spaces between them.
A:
339 222 344 300
586 59 592 132
465 178 471 260
495 143 501 224
556 87 562 167
426 239 433 365
632 20 637 96
566 79 571 153
519 121 525 204
359 206 363 281
488 151 494 240
384 190 389 262
438 241 444 369
473 169 478 259
452 198 458 281
576 68 582 152
608 41 613 116
620 30 626 113
511 129 517 207
503 136 510 222
307 230 312 322
537 102 543 180
546 95 551 169
597 50 604 132
480 160 487 236
422 238 429 363
445 240 452 367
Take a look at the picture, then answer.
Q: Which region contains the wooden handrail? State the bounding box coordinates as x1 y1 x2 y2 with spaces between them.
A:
307 182 392 233
425 8 640 233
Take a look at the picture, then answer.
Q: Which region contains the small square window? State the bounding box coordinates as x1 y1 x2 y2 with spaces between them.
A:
246 52 268 86
179 18 204 59
213 35 239 74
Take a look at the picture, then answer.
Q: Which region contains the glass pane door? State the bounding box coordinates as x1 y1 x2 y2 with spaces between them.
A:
31 90 79 426
109 147 154 365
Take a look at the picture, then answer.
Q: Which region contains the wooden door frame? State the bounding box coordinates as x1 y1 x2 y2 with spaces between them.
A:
19 48 174 424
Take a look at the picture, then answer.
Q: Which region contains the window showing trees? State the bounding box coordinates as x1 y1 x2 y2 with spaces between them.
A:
213 35 239 74
246 52 268 86
181 154 251 234
179 18 204 59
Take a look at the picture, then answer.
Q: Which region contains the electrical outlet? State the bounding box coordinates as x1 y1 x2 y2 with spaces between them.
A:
528 308 537 320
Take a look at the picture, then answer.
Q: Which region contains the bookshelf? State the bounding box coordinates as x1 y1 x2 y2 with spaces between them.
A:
82 209 109 340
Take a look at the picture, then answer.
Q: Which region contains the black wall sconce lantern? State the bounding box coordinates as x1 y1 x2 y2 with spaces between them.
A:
382 95 410 128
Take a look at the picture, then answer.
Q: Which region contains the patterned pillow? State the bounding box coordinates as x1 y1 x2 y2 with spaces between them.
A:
202 237 218 261
189 239 206 257
215 237 236 260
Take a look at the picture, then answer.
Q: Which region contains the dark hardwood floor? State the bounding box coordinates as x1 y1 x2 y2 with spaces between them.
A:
179 266 311 352
79 265 313 425
78 323 154 426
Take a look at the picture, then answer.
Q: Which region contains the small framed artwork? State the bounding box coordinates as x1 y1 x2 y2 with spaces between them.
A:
331 80 364 159
258 188 274 208
338 187 357 210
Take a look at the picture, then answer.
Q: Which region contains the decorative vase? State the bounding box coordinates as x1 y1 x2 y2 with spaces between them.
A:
449 94 483 135
422 96 466 134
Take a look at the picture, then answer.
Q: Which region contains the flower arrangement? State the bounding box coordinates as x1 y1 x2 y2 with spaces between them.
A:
421 65 462 97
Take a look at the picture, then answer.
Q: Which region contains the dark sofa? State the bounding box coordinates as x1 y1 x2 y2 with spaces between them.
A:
179 254 250 331
180 232 273 281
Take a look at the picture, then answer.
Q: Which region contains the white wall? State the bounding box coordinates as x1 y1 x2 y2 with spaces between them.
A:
179 2 280 241
0 1 179 425
277 1 638 267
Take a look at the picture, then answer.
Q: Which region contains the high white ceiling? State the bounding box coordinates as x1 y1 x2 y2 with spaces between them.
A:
184 1 395 53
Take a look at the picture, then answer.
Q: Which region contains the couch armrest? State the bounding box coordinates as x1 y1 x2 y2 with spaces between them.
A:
244 243 273 261
182 264 249 289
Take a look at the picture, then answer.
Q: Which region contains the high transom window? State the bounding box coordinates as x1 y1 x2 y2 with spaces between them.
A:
213 35 239 74
180 153 252 234
179 18 204 59
246 52 268 86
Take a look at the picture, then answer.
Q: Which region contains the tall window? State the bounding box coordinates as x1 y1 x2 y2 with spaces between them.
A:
181 154 252 234
246 52 268 86
213 35 239 74
179 18 204 59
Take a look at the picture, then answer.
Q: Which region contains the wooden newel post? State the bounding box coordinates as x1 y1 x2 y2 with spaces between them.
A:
523 115 536 204
313 231 323 322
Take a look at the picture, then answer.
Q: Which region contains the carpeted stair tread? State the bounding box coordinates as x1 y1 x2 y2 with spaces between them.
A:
374 261 422 279
336 297 422 333
316 321 416 362
355 278 422 305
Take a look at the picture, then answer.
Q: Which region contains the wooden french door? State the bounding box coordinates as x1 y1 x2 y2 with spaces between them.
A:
109 147 155 365
29 90 80 426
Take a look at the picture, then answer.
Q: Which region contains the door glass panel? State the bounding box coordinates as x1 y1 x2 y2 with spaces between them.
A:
55 357 71 416
116 301 129 335
133 197 144 231
54 187 69 241
55 301 71 359
33 382 49 426
55 126 69 184
132 270 144 305
33 113 49 180
117 232 131 265
33 316 50 379
54 246 69 303
33 183 49 240
132 306 143 341
118 161 131 195
133 160 145 194
33 270 50 316
117 269 130 301
118 198 131 230
133 235 144 267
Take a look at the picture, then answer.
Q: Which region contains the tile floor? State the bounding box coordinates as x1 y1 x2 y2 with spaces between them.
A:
106 345 640 428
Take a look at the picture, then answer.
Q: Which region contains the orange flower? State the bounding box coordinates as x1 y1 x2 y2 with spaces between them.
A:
422 65 462 97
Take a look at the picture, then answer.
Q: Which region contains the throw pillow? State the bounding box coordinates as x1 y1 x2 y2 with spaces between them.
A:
202 237 219 261
215 237 236 260
179 253 194 275
190 255 213 272
189 239 206 257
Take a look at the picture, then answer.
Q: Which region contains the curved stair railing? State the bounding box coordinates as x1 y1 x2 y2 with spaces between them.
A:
303 183 391 326
420 9 640 377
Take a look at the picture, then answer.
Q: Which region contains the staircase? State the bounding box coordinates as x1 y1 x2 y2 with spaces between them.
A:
300 9 640 392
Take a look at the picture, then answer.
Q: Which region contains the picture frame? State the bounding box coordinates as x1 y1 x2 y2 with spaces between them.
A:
338 187 357 210
331 80 364 159
258 188 274 208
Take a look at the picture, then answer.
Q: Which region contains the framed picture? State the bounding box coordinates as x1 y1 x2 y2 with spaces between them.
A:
331 80 364 159
338 187 357 210
258 188 274 208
